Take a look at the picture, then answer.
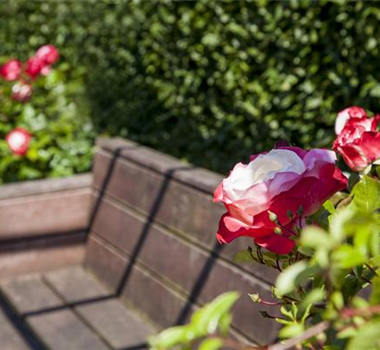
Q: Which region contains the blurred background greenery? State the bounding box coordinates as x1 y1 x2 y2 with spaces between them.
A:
1 0 380 183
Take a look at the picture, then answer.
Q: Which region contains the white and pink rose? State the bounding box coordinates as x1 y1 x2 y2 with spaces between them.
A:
214 146 348 254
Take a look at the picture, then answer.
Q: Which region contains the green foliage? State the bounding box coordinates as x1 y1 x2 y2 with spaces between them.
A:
217 176 380 349
2 1 380 174
351 175 380 212
0 63 95 183
149 292 239 350
271 177 380 349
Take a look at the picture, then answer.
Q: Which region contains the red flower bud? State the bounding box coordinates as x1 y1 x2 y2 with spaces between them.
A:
25 56 44 78
12 82 32 102
36 45 59 65
6 127 32 155
0 59 22 81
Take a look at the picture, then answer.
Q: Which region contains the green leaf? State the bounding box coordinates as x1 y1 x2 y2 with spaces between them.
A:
279 323 305 339
347 319 380 350
198 338 223 350
276 261 320 295
300 226 334 250
323 200 335 214
149 326 190 349
351 175 380 213
332 245 366 269
233 249 255 264
300 289 325 311
190 292 240 335
370 276 380 305
329 207 355 242
342 275 363 302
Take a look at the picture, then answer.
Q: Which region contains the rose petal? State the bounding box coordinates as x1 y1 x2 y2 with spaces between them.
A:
255 234 295 254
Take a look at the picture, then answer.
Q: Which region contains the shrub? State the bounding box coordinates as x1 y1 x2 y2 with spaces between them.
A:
2 0 380 177
0 54 94 183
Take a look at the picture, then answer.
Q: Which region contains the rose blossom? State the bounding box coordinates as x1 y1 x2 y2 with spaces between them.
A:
335 106 366 135
0 59 22 81
36 45 59 65
214 146 347 254
6 128 32 155
333 107 380 172
12 82 32 102
25 56 44 78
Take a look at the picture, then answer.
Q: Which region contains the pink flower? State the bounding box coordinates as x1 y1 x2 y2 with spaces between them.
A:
333 109 380 172
12 82 32 102
0 59 22 81
214 147 348 254
6 128 32 155
335 106 367 135
36 45 59 65
25 56 44 78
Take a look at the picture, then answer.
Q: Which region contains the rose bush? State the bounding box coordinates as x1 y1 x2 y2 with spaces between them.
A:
214 146 347 254
0 45 94 183
333 106 380 172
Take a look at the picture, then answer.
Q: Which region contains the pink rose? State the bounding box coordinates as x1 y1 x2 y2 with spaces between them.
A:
12 82 32 102
6 128 32 155
214 147 348 254
333 109 380 172
25 56 44 78
36 45 59 65
0 59 22 81
335 106 367 135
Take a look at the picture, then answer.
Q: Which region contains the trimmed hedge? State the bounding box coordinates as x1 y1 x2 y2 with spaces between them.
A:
1 0 380 174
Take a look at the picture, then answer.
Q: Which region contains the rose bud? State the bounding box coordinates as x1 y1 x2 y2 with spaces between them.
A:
25 56 44 78
12 82 32 102
335 106 367 135
6 127 32 155
214 147 347 254
0 59 22 81
36 45 59 65
333 111 380 172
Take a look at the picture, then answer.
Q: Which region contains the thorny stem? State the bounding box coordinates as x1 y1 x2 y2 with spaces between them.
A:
341 305 380 319
256 246 264 264
260 299 281 306
365 263 379 277
276 258 282 272
268 321 330 350
361 276 372 284
277 222 295 237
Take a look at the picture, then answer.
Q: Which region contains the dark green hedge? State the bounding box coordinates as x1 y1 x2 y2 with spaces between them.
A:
2 0 380 173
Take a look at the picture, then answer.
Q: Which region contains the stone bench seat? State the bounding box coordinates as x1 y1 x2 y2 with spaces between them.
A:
0 266 153 350
0 137 278 349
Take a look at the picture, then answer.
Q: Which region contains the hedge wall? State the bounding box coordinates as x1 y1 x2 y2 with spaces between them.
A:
1 0 380 173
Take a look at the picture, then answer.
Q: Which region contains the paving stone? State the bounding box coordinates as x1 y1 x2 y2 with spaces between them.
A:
0 308 30 350
28 309 109 350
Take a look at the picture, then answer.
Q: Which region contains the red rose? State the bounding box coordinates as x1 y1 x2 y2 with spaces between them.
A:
335 106 367 135
11 82 32 102
214 147 347 254
0 59 22 81
333 107 380 172
36 45 59 65
6 128 32 155
25 56 44 78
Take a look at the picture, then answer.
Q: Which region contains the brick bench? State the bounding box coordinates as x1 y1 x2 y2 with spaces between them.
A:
0 137 278 349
